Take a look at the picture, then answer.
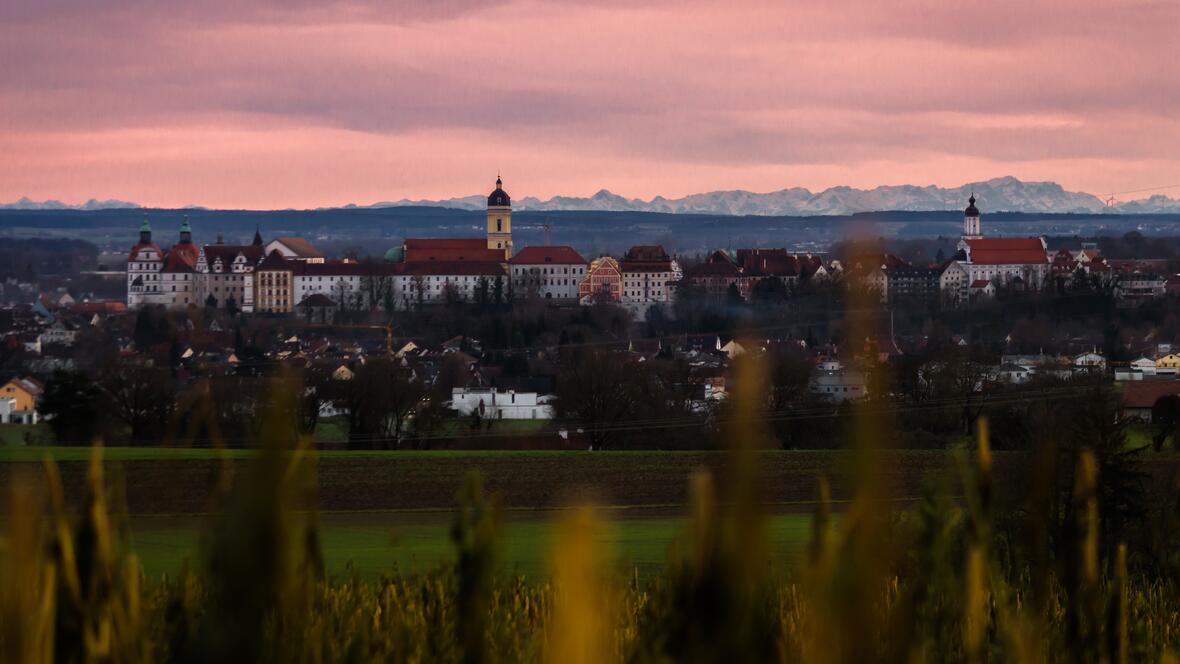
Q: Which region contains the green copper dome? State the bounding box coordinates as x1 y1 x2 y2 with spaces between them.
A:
383 245 405 262
139 218 151 233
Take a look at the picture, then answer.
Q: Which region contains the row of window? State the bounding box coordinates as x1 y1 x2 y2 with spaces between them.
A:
513 267 584 275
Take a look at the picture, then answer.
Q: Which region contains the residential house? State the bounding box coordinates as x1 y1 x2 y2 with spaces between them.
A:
1122 381 1180 422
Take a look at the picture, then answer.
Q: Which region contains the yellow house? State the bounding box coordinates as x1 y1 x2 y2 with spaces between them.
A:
1156 354 1180 369
1 377 42 412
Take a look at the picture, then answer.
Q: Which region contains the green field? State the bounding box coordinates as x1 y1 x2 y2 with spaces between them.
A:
0 445 578 462
130 510 813 580
0 423 50 447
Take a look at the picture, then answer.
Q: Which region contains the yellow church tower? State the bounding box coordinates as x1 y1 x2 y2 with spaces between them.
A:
486 175 512 260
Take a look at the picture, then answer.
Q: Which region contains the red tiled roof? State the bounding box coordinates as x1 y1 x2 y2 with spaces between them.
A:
1122 381 1180 409
621 245 672 272
510 246 587 265
127 242 162 262
686 261 742 277
624 245 670 261
404 238 504 262
297 293 336 307
963 238 1047 265
846 252 910 272
735 249 800 277
257 250 292 271
202 244 264 266
170 242 199 265
970 279 991 288
161 250 196 273
272 237 323 258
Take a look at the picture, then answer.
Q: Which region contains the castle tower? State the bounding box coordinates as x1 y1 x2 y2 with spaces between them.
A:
179 216 192 244
486 175 512 260
139 216 152 245
963 193 981 239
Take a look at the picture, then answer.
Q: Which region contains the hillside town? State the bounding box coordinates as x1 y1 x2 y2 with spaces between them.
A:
1 178 1180 449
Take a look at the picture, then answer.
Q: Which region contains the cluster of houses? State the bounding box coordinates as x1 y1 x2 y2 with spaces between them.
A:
126 181 1178 320
0 294 127 372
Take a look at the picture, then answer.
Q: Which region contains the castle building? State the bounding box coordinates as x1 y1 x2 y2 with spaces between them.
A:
124 177 527 313
193 229 265 312
127 217 199 308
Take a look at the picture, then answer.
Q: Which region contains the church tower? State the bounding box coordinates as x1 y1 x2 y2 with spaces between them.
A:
486 175 512 260
179 216 192 244
963 193 982 239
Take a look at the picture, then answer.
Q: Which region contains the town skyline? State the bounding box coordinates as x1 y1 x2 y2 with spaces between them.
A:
3 1 1178 209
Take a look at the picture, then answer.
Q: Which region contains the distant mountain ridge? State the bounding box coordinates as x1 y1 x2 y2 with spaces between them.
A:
365 176 1180 216
0 196 140 211
9 176 1180 215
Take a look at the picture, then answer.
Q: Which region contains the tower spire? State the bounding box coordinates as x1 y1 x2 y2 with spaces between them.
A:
963 192 981 239
253 224 263 246
139 213 152 244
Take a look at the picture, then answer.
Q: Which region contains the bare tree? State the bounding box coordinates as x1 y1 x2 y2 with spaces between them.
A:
100 361 176 444
338 358 427 449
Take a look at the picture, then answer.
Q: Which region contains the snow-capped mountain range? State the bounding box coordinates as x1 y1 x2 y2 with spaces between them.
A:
7 177 1180 215
0 196 140 211
365 176 1180 216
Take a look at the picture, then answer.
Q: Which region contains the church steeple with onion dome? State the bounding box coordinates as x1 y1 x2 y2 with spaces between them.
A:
486 174 513 259
963 193 982 239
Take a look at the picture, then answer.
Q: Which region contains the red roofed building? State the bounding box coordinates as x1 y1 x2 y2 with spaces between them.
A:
128 216 201 308
195 233 266 312
619 245 679 312
265 236 325 263
404 238 505 263
949 195 1050 292
684 252 747 299
510 246 588 301
579 256 623 304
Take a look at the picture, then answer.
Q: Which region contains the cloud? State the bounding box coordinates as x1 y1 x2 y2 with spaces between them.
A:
0 0 1177 208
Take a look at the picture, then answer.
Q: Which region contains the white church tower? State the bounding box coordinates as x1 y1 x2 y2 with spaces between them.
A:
963 193 982 239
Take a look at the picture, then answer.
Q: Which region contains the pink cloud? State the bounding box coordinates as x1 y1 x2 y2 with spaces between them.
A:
1 0 1177 208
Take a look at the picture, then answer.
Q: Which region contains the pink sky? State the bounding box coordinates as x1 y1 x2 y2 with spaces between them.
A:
1 0 1177 209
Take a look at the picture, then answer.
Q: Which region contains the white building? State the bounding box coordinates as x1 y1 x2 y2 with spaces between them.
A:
450 387 554 420
127 218 258 311
0 397 37 424
811 369 867 401
510 246 588 301
619 245 678 317
948 195 1050 295
193 231 266 312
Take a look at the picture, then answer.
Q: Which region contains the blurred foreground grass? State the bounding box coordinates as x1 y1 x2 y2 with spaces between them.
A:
6 361 1180 662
